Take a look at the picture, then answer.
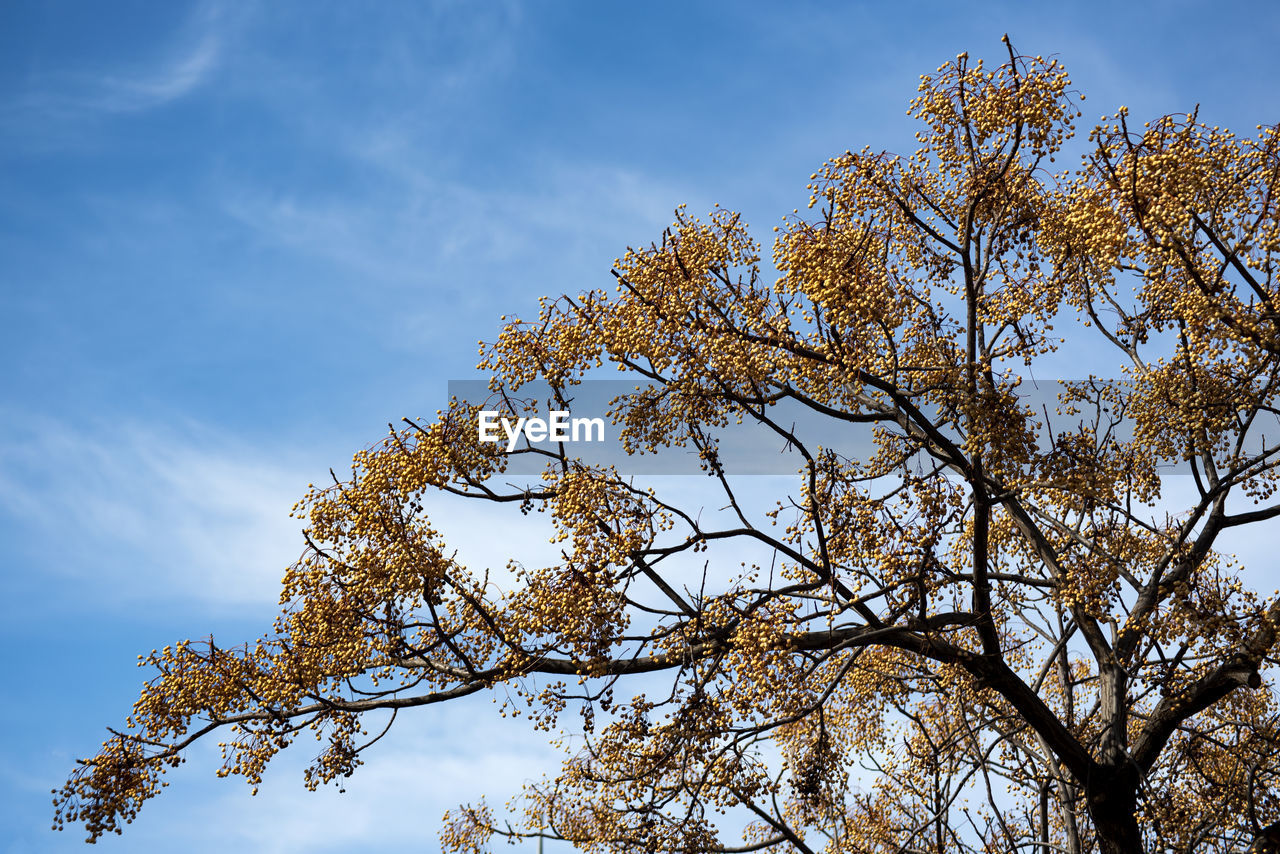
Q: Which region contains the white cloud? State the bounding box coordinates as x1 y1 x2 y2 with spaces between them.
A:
0 410 309 610
0 410 738 615
87 33 221 113
30 694 574 853
1 5 223 148
176 702 565 853
219 157 685 285
14 30 220 119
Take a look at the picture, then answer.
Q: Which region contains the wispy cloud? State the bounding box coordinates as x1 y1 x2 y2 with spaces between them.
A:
86 32 221 114
2 7 223 148
221 160 681 275
217 156 697 359
12 32 220 120
27 695 572 853
0 406 628 614
0 410 310 611
189 706 563 854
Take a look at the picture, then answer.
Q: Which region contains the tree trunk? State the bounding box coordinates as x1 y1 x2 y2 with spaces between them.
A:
1088 778 1143 854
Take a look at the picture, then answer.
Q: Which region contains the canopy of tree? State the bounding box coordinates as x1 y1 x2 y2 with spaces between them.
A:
56 38 1280 854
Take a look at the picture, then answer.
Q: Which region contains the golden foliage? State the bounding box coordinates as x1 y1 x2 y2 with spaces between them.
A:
57 38 1280 854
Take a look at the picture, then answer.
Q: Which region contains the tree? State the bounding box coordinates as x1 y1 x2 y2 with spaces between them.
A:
55 37 1280 854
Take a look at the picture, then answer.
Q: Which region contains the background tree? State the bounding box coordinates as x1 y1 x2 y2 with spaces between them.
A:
56 38 1280 854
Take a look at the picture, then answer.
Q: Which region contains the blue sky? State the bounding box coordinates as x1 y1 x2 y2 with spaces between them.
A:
2 1 1279 850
